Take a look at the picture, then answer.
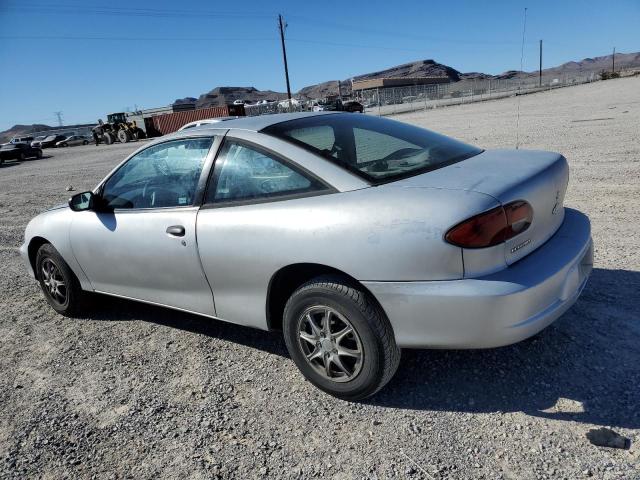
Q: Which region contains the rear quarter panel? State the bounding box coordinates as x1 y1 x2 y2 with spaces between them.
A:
196 186 497 329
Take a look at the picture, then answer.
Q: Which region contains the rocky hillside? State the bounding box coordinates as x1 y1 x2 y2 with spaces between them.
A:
0 124 53 143
174 87 289 109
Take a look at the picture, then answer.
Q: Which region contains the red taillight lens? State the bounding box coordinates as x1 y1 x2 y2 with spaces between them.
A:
445 201 533 248
504 200 533 237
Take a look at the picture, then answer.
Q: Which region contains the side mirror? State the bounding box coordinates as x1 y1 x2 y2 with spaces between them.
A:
69 191 95 212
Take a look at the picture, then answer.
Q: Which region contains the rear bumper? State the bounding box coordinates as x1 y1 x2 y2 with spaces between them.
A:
363 208 593 348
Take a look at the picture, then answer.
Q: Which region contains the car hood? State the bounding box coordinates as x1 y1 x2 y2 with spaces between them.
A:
47 203 68 212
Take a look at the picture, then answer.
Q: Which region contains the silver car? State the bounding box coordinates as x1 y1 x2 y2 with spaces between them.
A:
56 135 90 147
177 117 239 131
20 112 593 399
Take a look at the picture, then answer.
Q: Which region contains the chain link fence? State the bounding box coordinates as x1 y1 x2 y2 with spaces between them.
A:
242 70 632 118
356 72 601 116
244 101 304 117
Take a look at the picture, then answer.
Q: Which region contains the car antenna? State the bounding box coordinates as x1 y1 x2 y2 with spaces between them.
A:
515 7 527 150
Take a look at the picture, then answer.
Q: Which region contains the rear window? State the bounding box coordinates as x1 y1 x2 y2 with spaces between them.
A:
262 114 482 183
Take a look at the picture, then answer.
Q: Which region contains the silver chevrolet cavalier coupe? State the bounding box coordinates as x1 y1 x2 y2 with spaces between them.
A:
21 112 593 400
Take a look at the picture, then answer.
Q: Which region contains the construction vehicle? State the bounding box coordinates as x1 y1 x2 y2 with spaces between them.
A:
93 112 146 145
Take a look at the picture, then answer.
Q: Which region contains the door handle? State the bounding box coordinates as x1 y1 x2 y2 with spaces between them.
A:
166 225 185 237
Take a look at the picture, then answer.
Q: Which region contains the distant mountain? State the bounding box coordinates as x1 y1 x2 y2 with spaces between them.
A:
503 51 640 79
0 123 97 144
354 59 462 82
173 87 289 109
298 59 462 99
169 52 640 108
0 124 53 143
297 51 640 98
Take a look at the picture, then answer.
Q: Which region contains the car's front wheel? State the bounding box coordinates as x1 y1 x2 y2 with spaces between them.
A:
283 275 400 400
36 243 87 317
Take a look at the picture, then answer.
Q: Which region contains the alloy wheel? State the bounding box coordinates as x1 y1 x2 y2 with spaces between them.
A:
297 306 363 383
41 258 68 305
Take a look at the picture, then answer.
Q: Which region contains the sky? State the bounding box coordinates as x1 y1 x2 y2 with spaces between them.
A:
0 0 638 131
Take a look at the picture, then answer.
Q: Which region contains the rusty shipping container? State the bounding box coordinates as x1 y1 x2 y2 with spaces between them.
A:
151 104 245 136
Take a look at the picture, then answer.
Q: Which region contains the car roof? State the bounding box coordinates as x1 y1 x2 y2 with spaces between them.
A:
184 111 341 134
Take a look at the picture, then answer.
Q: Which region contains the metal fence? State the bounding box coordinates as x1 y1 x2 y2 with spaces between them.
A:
356 72 601 116
244 101 304 117
243 69 634 119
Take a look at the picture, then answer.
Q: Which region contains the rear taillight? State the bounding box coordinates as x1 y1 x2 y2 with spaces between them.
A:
445 201 533 248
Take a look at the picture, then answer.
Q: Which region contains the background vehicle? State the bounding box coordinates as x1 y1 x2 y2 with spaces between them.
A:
0 143 42 163
342 100 364 113
21 112 592 400
94 113 146 145
40 135 67 148
9 136 34 145
177 117 239 131
30 136 47 148
56 135 90 147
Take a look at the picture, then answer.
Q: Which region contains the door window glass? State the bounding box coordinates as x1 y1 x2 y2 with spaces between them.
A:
102 137 213 209
208 141 325 203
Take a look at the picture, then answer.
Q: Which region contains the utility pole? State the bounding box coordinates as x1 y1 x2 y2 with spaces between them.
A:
539 40 543 87
278 14 292 108
54 111 63 127
612 46 616 74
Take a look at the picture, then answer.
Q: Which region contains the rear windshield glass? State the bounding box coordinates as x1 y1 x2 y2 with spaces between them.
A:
262 114 482 183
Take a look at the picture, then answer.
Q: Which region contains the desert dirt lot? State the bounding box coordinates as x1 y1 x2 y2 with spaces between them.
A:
1 77 639 479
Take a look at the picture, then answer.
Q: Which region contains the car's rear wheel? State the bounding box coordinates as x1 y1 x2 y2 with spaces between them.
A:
83 140 88 145
36 243 87 317
36 150 43 159
283 275 400 400
61 142 68 147
18 152 25 161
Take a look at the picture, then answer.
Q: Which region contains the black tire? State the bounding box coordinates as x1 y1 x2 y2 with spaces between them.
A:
61 142 68 147
83 140 88 145
35 243 87 317
36 150 43 159
283 275 400 400
18 152 25 161
135 128 146 140
103 132 114 145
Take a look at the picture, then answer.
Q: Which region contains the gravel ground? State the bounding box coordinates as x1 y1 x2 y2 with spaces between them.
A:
1 77 639 479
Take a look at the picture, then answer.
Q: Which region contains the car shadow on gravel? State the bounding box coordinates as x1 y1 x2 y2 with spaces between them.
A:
0 161 21 168
86 295 288 357
369 268 640 430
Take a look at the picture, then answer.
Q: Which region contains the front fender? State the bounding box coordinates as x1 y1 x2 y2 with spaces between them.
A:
22 206 93 290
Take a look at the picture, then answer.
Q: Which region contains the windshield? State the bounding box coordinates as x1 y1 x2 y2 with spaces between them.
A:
262 114 482 183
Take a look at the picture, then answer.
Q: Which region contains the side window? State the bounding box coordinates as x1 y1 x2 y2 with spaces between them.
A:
102 137 213 209
207 141 326 204
286 125 335 154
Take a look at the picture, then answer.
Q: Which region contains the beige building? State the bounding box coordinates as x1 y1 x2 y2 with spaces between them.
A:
351 77 450 92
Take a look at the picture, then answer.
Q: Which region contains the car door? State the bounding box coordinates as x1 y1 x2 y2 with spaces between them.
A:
69 136 219 316
196 136 334 329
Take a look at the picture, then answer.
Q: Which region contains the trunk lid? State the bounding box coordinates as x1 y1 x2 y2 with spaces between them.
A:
388 149 569 265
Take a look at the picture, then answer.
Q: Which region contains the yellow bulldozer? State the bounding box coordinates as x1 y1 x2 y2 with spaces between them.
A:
93 112 146 145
